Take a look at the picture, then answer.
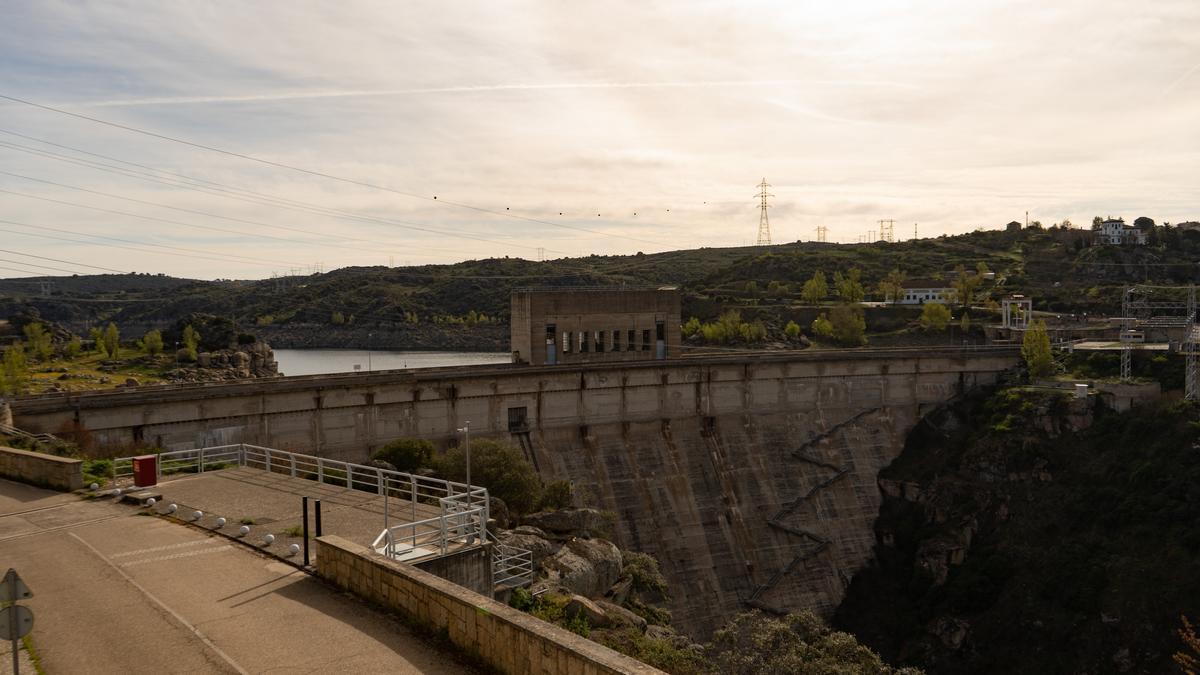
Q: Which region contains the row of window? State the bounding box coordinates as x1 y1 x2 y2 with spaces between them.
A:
545 322 665 354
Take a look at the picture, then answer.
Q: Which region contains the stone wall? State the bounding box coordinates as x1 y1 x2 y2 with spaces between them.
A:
0 446 82 491
316 535 661 675
413 543 493 596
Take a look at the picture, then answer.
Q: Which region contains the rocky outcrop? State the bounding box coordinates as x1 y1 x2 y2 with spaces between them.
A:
167 340 279 383
522 508 610 539
542 538 623 598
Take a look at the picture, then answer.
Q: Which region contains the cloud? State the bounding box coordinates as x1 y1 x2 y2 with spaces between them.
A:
0 0 1197 279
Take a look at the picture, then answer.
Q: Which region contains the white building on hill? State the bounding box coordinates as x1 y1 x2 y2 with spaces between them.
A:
1095 218 1147 245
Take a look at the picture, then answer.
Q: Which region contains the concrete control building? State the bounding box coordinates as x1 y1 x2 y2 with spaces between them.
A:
510 287 681 365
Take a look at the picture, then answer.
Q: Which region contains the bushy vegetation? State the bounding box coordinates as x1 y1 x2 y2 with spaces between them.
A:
371 438 434 473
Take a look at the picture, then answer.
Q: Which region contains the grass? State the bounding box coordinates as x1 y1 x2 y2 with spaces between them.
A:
240 517 256 525
282 525 305 537
18 350 172 395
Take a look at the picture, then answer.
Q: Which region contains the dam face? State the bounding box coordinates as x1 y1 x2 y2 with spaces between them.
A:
11 348 1017 637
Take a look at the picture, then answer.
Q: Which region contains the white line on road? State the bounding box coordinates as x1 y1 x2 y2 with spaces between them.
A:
68 531 249 675
121 545 234 568
111 538 215 558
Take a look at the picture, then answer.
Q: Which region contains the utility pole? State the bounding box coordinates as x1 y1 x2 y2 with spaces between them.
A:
456 421 471 498
755 178 773 246
914 223 918 240
878 219 895 243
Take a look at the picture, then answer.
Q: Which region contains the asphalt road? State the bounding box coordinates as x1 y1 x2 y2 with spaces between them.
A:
0 478 474 674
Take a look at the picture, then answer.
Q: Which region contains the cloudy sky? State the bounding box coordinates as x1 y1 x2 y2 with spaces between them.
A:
1 1 1198 279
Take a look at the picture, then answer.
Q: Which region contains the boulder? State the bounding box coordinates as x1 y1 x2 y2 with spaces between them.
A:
489 497 511 529
123 377 139 387
196 352 212 368
607 575 634 606
563 595 609 628
542 537 623 597
523 508 609 539
595 600 646 632
496 530 558 565
645 625 692 649
512 525 547 538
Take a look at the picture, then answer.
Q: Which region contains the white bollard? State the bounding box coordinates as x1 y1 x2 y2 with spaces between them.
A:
90 482 99 491
191 510 203 521
288 543 300 556
166 503 178 514
239 525 250 536
215 517 226 528
263 534 275 546
112 488 122 497
146 498 156 506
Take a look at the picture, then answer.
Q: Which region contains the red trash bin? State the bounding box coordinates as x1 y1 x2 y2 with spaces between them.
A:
132 455 157 488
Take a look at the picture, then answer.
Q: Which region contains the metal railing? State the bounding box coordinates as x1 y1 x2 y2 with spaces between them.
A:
112 443 532 587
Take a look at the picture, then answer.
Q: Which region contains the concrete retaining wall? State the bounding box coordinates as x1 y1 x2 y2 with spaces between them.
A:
0 446 82 491
316 535 661 675
413 544 493 596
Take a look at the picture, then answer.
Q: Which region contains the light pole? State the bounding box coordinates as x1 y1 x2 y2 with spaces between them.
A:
367 332 373 372
456 421 471 499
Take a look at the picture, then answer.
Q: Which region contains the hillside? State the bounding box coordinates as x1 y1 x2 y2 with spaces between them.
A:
834 386 1200 674
3 224 1200 349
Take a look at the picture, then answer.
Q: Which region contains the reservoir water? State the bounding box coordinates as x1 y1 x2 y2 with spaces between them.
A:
273 349 510 376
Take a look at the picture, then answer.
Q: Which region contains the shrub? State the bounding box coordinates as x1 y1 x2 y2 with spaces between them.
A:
830 304 866 346
539 480 573 510
373 438 435 474
811 314 834 339
434 439 543 515
784 320 801 340
624 551 669 599
140 329 164 355
919 302 952 331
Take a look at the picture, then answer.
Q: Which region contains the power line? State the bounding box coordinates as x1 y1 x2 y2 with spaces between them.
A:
0 257 92 275
0 218 258 268
0 264 60 278
0 136 564 256
0 245 125 273
0 189 305 267
0 93 666 247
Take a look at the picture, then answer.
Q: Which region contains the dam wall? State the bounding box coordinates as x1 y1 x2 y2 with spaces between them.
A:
10 347 1018 636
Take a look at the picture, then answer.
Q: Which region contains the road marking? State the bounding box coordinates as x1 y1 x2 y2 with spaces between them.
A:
121 545 234 568
0 514 123 542
68 532 249 675
111 538 215 559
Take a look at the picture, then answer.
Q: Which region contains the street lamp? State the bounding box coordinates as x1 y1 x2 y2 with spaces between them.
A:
367 332 373 372
456 421 471 499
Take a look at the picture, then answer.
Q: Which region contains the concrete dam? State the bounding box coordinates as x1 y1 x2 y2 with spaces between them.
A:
10 346 1019 637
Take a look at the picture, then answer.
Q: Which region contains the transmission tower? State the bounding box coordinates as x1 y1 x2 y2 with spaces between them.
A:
815 226 827 243
878 219 895 243
755 178 773 245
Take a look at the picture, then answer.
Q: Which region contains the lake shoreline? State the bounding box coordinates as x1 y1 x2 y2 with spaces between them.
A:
273 348 510 377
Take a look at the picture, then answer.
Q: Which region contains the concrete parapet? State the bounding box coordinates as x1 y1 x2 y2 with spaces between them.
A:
0 446 83 491
316 535 662 674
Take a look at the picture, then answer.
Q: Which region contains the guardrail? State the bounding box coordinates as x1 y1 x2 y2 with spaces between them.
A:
113 443 532 587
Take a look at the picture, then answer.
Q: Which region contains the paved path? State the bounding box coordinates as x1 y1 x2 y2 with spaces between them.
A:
0 478 475 674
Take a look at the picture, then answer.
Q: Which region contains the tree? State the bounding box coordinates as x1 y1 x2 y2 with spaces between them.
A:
919 302 952 331
434 439 543 515
1 343 28 395
811 314 833 339
877 269 906 305
89 327 106 356
784 320 801 340
950 264 981 308
182 324 200 362
64 336 82 358
744 280 759 297
976 261 991 276
682 317 701 338
1092 216 1104 229
833 269 865 304
767 280 789 298
373 438 435 474
1022 319 1054 378
22 322 52 361
331 311 346 325
140 329 164 356
830 304 866 346
800 271 828 305
960 311 971 333
707 610 921 675
101 323 120 359
1176 615 1200 675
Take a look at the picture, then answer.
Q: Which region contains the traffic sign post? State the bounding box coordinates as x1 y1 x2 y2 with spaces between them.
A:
2 568 34 675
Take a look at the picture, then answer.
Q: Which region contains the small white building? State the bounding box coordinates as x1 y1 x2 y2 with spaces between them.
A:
899 279 954 305
1095 218 1147 245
